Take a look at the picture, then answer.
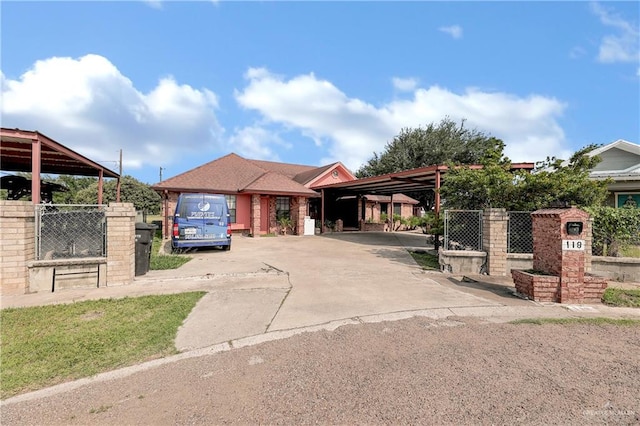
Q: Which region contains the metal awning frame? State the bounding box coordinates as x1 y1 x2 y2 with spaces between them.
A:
1 128 120 204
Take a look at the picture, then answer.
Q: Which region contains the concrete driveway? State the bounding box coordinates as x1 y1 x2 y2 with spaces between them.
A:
2 231 571 352
138 231 523 351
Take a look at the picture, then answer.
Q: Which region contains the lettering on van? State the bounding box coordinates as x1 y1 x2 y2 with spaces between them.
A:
188 211 218 218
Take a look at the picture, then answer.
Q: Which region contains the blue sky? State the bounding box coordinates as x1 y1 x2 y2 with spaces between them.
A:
2 1 638 184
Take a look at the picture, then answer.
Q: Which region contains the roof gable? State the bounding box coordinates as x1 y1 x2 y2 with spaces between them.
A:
589 140 640 175
303 163 357 188
244 172 318 196
152 153 326 195
153 153 268 192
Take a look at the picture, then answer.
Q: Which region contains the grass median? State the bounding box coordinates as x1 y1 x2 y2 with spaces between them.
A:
0 292 205 399
409 250 440 270
150 235 191 270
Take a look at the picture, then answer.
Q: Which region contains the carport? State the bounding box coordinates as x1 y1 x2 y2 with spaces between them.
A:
0 128 120 203
314 162 534 231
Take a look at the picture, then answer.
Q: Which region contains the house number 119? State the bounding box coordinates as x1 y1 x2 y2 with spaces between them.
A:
562 240 585 251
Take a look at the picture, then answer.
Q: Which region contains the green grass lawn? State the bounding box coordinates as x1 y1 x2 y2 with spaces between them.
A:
0 292 205 399
150 236 191 270
409 250 440 270
620 245 640 258
602 288 640 308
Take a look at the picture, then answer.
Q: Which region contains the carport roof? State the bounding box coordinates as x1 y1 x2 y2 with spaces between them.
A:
315 163 535 196
0 128 119 178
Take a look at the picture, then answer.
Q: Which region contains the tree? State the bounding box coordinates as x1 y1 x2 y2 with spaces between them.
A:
356 117 505 210
52 175 98 204
75 175 161 213
439 145 610 211
356 117 504 178
585 205 640 256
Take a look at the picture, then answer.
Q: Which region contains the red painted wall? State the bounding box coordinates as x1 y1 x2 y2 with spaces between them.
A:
231 194 251 231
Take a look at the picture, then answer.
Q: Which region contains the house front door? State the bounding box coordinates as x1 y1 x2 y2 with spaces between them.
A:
260 197 269 233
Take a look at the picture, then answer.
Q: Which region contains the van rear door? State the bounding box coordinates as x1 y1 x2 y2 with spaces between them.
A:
174 194 229 248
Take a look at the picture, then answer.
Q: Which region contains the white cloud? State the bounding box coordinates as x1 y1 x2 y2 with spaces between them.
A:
392 77 419 92
143 0 163 9
1 54 222 171
227 126 290 161
439 25 463 39
235 68 570 170
590 2 639 63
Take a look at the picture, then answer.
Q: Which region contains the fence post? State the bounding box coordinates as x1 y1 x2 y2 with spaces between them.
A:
482 208 508 276
105 203 136 286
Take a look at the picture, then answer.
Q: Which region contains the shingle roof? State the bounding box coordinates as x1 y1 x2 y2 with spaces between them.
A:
293 163 337 185
153 153 320 196
249 159 317 178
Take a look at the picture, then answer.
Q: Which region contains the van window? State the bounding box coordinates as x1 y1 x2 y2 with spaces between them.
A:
178 196 224 220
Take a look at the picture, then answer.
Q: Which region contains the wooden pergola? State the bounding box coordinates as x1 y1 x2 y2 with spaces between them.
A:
0 128 120 204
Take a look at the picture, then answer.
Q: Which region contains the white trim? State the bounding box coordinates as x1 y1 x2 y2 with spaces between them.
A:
588 139 640 157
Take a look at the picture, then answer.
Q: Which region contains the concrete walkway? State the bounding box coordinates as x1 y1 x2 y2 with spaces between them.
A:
4 231 639 353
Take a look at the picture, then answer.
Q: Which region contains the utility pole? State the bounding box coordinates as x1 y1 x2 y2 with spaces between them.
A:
159 167 164 182
116 149 122 202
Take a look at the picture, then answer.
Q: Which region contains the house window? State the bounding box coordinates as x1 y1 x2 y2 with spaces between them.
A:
276 197 290 220
225 195 237 223
393 203 401 216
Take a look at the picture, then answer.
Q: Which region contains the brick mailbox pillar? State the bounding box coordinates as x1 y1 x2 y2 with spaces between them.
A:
512 207 607 303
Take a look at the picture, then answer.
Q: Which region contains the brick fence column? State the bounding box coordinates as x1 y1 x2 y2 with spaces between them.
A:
0 201 35 295
482 208 508 276
105 203 135 286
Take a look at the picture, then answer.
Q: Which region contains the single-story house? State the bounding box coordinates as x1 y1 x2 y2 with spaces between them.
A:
152 153 424 237
587 139 640 207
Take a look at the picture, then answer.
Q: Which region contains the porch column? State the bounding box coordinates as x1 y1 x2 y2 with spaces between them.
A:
250 194 261 237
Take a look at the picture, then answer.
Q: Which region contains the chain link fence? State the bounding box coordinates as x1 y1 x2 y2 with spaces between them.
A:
591 223 640 257
507 211 533 254
444 210 483 251
36 204 106 260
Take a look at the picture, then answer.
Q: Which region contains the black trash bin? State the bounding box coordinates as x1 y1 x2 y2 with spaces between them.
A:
135 223 157 276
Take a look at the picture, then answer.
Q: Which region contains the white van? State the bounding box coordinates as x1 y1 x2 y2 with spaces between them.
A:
171 193 231 251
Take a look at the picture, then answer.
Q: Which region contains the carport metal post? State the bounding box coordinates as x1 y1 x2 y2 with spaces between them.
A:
31 137 41 204
434 168 441 250
389 194 393 232
321 189 325 233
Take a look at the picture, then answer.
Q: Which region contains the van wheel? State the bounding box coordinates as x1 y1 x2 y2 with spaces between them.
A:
223 244 231 251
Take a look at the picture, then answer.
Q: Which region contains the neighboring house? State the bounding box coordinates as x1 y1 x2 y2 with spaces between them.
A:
152 153 357 236
361 194 420 222
587 139 640 208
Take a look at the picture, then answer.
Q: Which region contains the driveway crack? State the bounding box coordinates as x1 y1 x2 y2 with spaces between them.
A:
264 272 292 333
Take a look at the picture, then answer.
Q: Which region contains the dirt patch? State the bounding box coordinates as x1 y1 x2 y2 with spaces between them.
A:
2 317 639 425
79 311 105 321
